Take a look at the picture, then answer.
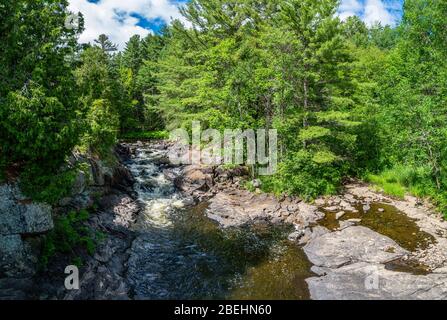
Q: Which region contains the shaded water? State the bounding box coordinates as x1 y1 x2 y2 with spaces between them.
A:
318 202 435 252
125 143 313 300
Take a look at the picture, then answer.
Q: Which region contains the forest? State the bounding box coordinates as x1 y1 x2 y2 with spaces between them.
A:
1 0 447 218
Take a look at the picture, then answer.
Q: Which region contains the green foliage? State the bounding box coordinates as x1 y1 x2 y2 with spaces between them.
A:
367 165 447 214
81 99 119 156
262 150 342 200
0 0 84 200
20 168 77 205
299 127 332 142
40 210 97 268
2 0 447 219
120 131 169 140
1 84 80 169
94 34 118 53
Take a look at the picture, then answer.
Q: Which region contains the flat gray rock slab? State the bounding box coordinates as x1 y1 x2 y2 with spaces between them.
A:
304 226 408 268
307 262 447 300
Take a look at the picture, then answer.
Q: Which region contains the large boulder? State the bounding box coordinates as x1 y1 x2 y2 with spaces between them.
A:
306 262 447 300
0 235 35 277
304 226 408 269
174 165 214 193
0 184 53 236
0 183 53 278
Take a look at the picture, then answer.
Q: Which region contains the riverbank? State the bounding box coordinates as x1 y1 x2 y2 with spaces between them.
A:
170 141 447 299
3 140 446 300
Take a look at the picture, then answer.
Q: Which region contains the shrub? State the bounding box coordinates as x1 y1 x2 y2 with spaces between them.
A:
20 168 77 205
262 150 343 200
0 84 80 175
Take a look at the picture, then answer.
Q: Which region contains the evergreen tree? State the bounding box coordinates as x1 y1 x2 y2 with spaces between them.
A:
94 34 118 53
0 0 84 180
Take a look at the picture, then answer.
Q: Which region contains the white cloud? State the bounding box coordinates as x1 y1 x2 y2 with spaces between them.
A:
69 0 401 49
339 0 363 14
338 0 400 26
68 0 186 49
363 0 396 26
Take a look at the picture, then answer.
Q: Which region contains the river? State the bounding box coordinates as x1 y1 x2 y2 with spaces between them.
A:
124 142 313 300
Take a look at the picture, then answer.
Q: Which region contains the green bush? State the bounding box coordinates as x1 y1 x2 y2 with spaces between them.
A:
40 210 97 268
262 150 343 200
81 99 119 157
20 168 77 205
0 84 80 176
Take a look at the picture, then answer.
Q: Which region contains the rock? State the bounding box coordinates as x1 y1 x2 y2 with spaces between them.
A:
0 278 34 300
215 166 249 182
325 206 339 212
338 220 356 230
115 144 132 161
344 194 355 202
163 169 178 182
297 204 325 226
0 184 53 236
111 166 135 192
288 230 305 242
378 208 385 213
312 226 331 238
298 226 329 245
0 192 23 235
89 158 114 187
153 156 172 166
0 235 24 275
304 226 408 269
335 211 346 220
433 267 447 274
306 262 447 300
71 170 86 196
363 204 371 212
0 235 35 277
339 200 359 212
252 179 262 188
22 203 53 234
175 165 214 193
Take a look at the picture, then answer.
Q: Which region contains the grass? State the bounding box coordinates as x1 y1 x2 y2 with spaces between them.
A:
366 165 447 219
119 130 169 140
367 174 406 198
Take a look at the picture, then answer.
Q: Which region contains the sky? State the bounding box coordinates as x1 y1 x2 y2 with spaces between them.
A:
68 0 404 50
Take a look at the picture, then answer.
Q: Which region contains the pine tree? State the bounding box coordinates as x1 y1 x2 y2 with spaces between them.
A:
94 34 118 53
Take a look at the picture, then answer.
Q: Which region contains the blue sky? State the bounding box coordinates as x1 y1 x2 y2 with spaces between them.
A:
69 0 404 49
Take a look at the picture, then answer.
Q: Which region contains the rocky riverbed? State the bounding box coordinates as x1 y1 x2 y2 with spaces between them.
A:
167 141 447 300
2 140 447 300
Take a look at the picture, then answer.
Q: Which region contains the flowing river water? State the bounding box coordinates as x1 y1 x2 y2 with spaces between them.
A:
121 142 440 300
124 143 314 300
